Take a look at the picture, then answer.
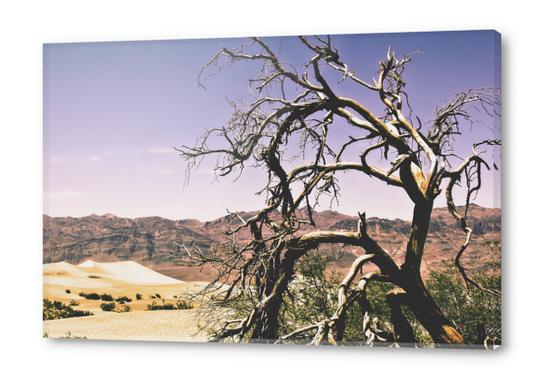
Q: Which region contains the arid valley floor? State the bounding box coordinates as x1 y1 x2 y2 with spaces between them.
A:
43 260 208 341
43 206 500 341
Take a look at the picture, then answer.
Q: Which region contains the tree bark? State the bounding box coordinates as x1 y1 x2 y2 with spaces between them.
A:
252 301 280 341
334 314 347 342
402 201 433 273
387 288 416 343
251 246 303 341
400 200 465 344
404 278 464 344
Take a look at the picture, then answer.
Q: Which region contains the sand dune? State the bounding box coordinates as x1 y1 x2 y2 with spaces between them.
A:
45 260 183 285
43 260 210 340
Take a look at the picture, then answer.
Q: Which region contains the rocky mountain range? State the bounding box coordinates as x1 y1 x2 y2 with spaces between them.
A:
43 205 501 281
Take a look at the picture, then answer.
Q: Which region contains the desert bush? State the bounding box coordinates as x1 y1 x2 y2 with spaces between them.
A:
65 289 71 294
427 271 501 345
146 301 175 310
79 292 100 300
175 299 193 310
278 254 338 339
336 270 501 345
115 296 132 303
136 293 142 300
116 304 132 313
223 254 500 346
100 302 116 312
43 299 93 320
99 293 114 301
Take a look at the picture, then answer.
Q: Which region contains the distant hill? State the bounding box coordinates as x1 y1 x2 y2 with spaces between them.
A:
43 205 501 281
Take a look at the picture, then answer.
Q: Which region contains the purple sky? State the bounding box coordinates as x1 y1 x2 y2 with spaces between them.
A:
43 30 501 221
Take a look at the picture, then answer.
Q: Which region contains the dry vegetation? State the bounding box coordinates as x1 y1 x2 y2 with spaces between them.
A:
42 35 500 348
42 260 207 340
177 36 501 347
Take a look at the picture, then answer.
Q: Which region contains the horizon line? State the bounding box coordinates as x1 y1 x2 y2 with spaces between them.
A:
42 203 501 223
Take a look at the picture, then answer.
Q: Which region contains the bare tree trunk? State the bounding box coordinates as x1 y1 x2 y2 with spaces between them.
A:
252 301 280 341
334 314 347 342
387 288 416 343
404 278 464 344
402 201 433 273
400 201 464 344
251 247 302 341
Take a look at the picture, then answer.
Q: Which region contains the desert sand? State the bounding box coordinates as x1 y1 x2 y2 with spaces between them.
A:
43 310 206 341
43 260 210 341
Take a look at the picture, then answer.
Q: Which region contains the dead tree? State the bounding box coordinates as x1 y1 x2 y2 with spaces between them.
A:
177 36 500 345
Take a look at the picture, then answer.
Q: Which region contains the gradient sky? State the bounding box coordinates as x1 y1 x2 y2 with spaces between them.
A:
43 30 501 221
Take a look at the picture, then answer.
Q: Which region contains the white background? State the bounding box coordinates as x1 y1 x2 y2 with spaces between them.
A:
0 1 539 377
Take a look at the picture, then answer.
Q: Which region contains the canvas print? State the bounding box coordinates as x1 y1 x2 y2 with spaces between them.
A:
43 30 501 348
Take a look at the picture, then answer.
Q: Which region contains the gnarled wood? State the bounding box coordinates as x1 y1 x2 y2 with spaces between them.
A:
178 35 500 345
386 287 416 343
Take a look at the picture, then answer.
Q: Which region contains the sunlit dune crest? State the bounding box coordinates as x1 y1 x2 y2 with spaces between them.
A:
44 260 183 286
43 260 209 340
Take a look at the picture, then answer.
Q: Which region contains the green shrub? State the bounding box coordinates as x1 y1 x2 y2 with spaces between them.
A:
146 301 175 310
175 299 193 310
278 254 338 339
225 254 500 346
100 302 116 312
79 292 100 300
426 271 501 345
43 299 93 320
99 293 114 301
115 296 132 303
338 271 501 345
